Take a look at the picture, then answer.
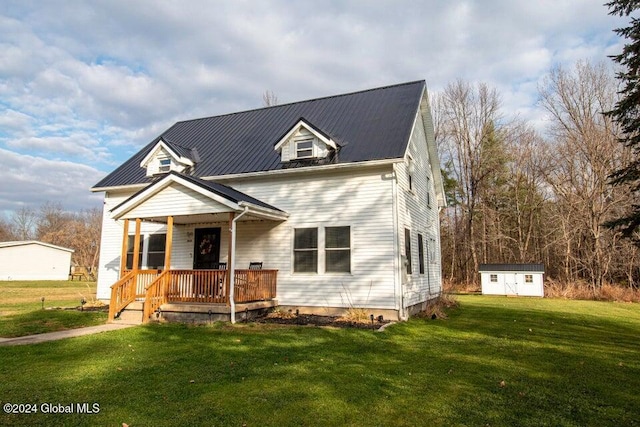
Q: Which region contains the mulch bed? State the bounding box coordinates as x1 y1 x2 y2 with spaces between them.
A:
255 313 392 330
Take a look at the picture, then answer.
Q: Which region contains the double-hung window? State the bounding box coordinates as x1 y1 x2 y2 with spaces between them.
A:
294 228 318 273
418 233 425 274
325 226 351 273
405 228 412 274
158 158 171 173
296 139 313 158
147 234 166 269
126 234 166 269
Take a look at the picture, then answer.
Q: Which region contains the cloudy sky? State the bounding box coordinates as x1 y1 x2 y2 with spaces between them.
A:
0 0 629 215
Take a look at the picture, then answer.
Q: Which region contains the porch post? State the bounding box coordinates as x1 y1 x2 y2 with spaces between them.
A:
164 216 174 269
131 218 142 296
120 219 129 278
132 218 142 272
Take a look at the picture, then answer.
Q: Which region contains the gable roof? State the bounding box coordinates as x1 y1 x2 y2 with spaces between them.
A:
110 171 287 222
0 241 74 253
479 264 545 273
93 80 426 189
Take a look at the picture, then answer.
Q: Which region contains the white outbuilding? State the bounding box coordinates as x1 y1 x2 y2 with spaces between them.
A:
479 264 545 297
0 241 74 281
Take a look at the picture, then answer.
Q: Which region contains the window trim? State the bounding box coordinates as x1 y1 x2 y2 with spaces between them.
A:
405 228 412 274
295 138 314 159
158 158 171 173
325 226 351 274
293 227 318 273
417 233 425 275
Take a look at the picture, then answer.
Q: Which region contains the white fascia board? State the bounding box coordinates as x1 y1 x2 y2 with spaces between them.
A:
110 174 240 219
274 120 337 151
0 240 74 253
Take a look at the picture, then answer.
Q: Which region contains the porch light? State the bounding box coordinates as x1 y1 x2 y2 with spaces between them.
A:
41 296 45 310
80 297 87 311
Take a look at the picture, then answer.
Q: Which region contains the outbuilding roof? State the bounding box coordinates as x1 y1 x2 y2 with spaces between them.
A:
479 264 545 273
93 80 426 189
0 241 74 253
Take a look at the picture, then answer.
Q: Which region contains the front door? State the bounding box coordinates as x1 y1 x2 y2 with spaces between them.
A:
193 228 221 269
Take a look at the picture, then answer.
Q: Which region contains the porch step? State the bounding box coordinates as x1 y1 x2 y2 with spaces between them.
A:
112 303 144 325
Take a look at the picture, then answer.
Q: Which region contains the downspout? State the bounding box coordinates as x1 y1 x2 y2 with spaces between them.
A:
391 166 405 320
229 206 250 324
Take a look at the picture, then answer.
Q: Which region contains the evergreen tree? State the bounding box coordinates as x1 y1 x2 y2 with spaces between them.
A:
606 1 640 240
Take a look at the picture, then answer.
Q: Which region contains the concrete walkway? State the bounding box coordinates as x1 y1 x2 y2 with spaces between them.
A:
0 323 136 346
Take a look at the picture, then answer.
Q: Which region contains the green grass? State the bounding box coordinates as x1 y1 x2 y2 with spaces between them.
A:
0 296 638 426
0 281 107 337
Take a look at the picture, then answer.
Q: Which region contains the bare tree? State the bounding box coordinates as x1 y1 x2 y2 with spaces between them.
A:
539 61 633 289
11 206 37 241
262 90 279 107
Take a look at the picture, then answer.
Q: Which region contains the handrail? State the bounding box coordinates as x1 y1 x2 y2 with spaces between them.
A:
143 270 170 323
108 270 136 322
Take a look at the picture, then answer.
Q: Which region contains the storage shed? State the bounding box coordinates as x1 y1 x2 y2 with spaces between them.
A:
479 264 544 297
0 241 74 281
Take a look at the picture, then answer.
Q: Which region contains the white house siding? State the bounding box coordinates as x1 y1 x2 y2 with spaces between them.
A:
229 166 397 310
0 242 73 281
395 106 443 312
96 166 398 309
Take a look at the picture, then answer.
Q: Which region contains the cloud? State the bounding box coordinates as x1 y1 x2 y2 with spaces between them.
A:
0 148 105 212
0 0 631 215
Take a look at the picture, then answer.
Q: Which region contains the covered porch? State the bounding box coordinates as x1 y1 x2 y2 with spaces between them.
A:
106 172 288 323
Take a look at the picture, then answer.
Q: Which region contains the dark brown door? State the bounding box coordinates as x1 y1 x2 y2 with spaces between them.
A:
193 228 221 269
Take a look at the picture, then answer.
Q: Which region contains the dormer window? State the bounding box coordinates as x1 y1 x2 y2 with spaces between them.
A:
158 158 171 173
139 139 197 177
274 118 339 163
296 139 314 158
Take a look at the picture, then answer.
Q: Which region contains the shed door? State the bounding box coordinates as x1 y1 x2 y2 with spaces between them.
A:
505 274 518 295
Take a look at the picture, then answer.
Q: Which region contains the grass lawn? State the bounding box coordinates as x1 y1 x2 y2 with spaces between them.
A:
0 295 638 426
0 281 107 338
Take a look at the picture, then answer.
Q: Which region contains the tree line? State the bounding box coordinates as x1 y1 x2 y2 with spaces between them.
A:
0 202 102 274
434 60 638 291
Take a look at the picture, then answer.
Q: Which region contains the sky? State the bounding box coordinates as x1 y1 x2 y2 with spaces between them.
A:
0 0 629 215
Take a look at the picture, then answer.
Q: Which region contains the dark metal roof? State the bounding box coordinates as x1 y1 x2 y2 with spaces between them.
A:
479 264 545 273
94 80 426 189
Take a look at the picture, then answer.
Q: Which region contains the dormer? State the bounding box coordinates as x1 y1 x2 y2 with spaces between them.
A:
274 118 338 163
140 139 197 177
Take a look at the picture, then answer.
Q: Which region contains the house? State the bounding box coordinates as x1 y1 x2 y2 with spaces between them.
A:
92 80 446 323
479 264 545 297
0 241 74 281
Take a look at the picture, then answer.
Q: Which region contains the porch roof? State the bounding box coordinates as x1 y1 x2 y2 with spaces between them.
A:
110 171 288 223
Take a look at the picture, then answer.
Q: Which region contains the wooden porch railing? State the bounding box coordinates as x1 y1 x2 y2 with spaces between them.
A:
112 269 278 323
143 270 171 322
108 270 136 321
234 269 278 303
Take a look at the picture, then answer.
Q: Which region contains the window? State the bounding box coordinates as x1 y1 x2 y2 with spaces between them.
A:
525 274 533 283
158 158 171 173
147 234 166 269
418 233 425 274
126 235 143 270
294 228 318 273
126 234 166 269
326 226 351 273
296 139 313 158
405 228 412 274
490 274 498 283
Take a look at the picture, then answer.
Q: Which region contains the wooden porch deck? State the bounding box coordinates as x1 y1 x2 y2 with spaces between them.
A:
108 269 277 323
